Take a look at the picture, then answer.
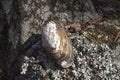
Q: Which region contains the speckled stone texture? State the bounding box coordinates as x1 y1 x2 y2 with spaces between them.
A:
16 25 120 80
19 0 100 44
1 0 120 80
15 0 120 78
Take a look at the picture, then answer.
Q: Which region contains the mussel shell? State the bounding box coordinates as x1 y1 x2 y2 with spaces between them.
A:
42 21 73 68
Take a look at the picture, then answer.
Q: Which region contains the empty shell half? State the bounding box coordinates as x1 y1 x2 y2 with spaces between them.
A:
42 21 73 68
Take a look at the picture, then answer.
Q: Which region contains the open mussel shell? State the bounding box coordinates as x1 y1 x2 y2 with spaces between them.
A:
42 21 73 68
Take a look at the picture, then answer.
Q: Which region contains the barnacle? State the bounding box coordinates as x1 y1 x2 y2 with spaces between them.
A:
42 21 73 68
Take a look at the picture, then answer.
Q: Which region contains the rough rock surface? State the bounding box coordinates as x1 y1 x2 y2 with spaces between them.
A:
0 0 120 80
15 29 120 80
19 0 100 44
